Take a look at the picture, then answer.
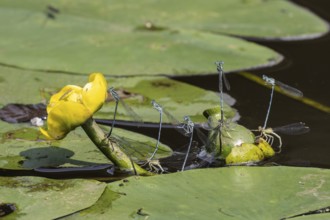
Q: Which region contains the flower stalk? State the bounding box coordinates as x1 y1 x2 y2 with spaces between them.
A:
82 117 153 176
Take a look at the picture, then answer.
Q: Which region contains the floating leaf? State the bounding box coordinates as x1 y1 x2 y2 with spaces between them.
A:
0 121 172 170
0 176 106 219
108 0 327 40
0 1 283 75
63 166 330 220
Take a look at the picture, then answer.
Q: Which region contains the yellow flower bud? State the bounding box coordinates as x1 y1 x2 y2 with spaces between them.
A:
40 73 108 140
225 143 265 165
257 138 275 158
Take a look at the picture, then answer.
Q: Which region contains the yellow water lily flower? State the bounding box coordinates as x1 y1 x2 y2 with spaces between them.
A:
40 73 108 140
225 143 265 165
225 139 275 165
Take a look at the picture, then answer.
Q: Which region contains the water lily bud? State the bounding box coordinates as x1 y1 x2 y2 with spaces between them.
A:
40 73 108 140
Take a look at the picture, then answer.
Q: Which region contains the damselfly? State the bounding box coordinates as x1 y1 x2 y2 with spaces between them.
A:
204 61 231 158
258 75 305 149
158 105 212 170
109 130 171 174
144 101 207 171
190 61 233 167
200 117 255 163
216 61 231 122
45 5 60 20
106 87 143 138
262 75 303 129
148 100 163 161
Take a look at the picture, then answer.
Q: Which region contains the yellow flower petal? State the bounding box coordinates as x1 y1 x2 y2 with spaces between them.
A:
47 85 82 113
257 138 275 158
226 143 265 165
41 102 92 139
40 73 108 140
82 73 108 113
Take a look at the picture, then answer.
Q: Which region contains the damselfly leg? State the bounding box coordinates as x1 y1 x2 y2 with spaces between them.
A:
258 75 304 150
254 122 310 153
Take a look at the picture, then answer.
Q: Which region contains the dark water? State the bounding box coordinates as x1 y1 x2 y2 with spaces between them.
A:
171 0 330 169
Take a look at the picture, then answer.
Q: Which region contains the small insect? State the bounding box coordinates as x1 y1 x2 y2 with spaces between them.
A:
202 61 231 158
154 103 210 171
102 96 167 174
107 87 120 138
161 107 207 145
45 5 60 20
106 87 143 138
42 5 60 27
200 118 237 165
192 61 232 167
47 5 60 14
257 75 305 149
137 208 149 217
45 12 55 20
215 61 231 153
110 133 165 175
148 100 163 161
254 122 310 153
261 75 303 130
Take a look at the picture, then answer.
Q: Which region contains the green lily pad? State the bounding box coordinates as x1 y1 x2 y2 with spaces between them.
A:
62 166 330 220
100 76 237 123
0 121 172 170
1 0 327 39
0 176 106 219
107 0 326 40
0 1 283 75
0 66 237 123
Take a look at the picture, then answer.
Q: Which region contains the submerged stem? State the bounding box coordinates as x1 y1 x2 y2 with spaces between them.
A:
81 117 152 176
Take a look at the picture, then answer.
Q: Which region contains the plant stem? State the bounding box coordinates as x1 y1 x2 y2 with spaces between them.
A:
81 117 153 176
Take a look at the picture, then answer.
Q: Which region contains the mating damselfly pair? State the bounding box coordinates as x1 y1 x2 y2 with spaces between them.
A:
97 61 310 173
